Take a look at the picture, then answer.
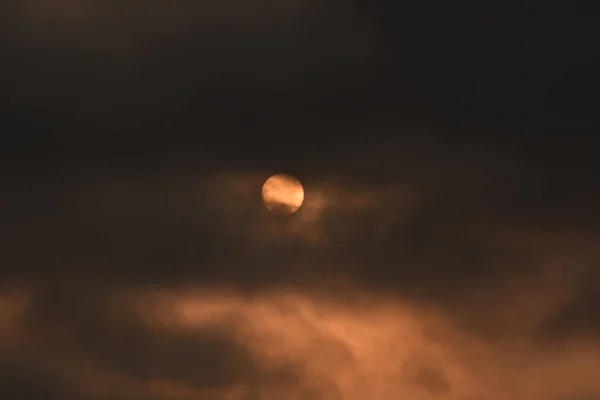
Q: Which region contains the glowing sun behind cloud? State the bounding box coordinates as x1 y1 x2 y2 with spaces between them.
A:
261 174 304 215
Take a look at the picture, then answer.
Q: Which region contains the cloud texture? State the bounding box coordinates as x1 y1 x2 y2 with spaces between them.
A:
2 135 599 400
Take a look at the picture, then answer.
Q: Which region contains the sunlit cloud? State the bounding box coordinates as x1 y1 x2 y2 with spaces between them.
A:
8 283 596 400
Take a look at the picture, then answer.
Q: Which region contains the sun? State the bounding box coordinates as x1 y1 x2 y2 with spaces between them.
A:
261 174 304 215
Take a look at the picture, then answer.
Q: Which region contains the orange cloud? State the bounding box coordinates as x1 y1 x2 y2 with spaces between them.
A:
123 284 600 400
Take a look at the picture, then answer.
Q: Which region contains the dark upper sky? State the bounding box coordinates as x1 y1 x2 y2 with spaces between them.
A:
1 1 599 400
1 0 597 169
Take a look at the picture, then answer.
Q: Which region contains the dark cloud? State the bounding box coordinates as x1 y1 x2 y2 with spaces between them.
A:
0 363 73 400
23 287 300 391
537 278 600 343
0 0 374 133
1 138 598 306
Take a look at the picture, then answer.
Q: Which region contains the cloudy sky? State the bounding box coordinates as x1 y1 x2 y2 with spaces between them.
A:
1 1 599 400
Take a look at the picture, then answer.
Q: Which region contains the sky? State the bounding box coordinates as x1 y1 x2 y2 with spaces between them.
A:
1 1 599 400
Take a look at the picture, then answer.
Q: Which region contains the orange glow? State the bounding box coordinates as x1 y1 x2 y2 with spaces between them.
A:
261 174 305 215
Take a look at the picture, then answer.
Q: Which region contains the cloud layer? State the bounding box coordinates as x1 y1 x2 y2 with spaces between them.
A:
2 135 600 399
